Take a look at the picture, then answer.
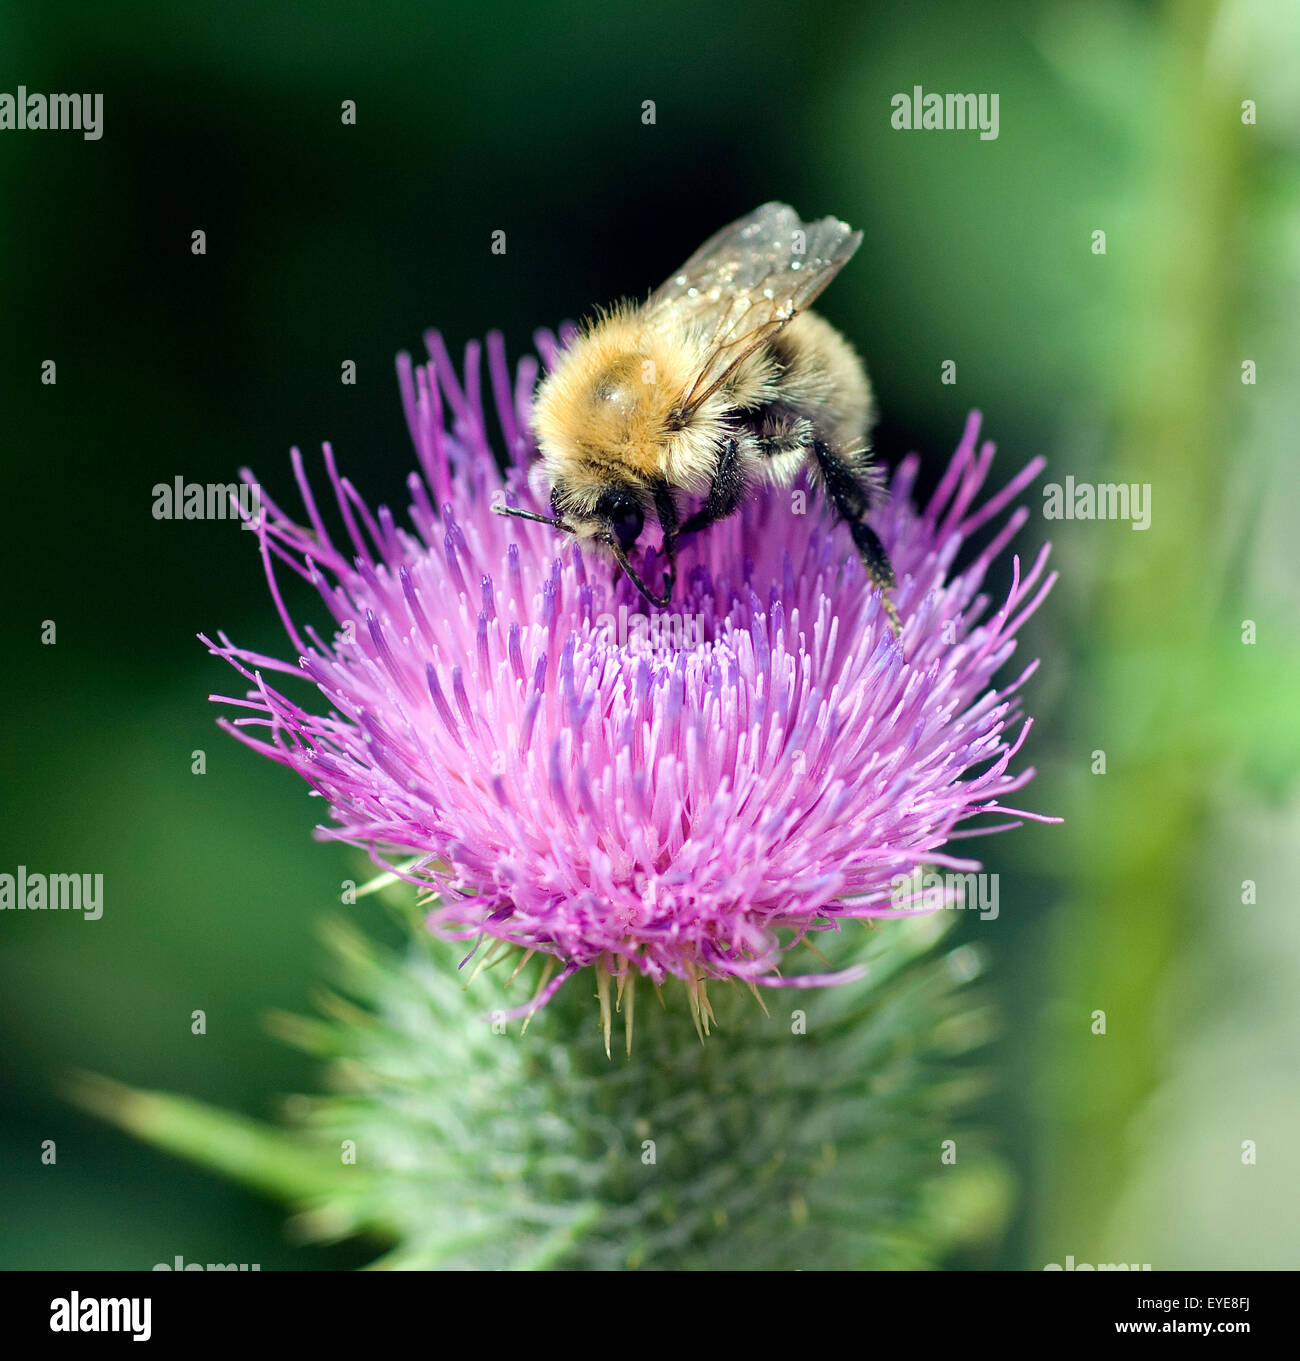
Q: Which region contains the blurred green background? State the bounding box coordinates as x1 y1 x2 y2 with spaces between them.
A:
2 0 1297 1269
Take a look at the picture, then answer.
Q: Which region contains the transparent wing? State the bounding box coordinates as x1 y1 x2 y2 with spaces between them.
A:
641 202 863 416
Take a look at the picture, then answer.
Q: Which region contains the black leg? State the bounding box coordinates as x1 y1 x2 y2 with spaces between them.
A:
678 437 746 538
653 484 679 599
606 536 673 608
812 440 901 636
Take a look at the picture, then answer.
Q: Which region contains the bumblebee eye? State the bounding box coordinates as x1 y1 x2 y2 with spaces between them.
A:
598 490 644 547
612 504 644 547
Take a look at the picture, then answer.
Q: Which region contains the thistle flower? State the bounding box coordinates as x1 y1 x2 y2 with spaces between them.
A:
204 329 1055 1041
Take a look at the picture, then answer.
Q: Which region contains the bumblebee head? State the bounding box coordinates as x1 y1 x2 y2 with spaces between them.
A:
550 481 644 549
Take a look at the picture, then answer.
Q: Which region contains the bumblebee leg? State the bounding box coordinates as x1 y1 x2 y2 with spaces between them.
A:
812 440 901 636
606 537 673 609
653 484 679 599
678 438 745 538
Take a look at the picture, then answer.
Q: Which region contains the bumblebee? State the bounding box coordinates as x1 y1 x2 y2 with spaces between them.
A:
494 201 899 632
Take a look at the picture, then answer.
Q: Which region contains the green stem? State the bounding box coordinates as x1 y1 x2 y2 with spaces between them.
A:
1038 0 1240 1261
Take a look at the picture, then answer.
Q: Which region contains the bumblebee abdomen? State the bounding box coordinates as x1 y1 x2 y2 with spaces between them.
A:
762 311 873 450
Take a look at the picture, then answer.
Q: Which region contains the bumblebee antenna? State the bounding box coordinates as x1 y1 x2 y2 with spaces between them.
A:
491 503 566 529
604 536 673 609
492 505 673 608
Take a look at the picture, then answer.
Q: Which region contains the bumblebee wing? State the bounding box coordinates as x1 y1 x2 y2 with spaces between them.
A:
642 202 862 416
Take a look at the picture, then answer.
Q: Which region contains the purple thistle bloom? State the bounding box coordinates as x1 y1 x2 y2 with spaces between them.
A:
204 329 1056 1026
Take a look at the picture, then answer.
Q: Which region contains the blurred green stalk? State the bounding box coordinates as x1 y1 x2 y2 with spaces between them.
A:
1037 0 1240 1262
